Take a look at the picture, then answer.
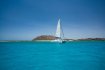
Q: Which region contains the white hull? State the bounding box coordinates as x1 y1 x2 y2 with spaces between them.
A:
52 39 64 43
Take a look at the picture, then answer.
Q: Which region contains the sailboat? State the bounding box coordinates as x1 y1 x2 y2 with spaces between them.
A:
52 19 65 43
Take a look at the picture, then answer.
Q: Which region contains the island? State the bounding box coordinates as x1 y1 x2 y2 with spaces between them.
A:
32 35 56 42
32 35 105 42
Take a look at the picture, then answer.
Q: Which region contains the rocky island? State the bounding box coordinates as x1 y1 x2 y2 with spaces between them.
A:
32 35 56 41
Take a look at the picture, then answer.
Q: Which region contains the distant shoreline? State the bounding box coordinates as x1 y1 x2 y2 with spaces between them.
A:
32 35 105 41
0 37 105 42
0 39 105 42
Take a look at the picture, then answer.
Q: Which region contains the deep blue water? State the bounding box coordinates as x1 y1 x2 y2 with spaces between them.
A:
0 41 105 70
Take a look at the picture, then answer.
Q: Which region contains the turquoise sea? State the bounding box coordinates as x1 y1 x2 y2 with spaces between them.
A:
0 41 105 70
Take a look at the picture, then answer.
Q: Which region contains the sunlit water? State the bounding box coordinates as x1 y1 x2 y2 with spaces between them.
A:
0 41 105 70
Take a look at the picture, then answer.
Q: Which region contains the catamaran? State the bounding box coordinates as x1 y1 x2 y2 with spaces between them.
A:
52 19 65 43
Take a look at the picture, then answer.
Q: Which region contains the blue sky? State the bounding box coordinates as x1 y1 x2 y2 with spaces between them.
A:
0 0 105 40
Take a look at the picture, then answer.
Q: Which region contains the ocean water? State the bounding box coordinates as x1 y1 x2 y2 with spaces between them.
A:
0 41 105 70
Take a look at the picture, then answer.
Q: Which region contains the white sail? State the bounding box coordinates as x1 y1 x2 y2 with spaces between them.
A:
52 19 65 43
56 19 61 37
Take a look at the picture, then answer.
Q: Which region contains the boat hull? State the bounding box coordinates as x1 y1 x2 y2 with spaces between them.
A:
51 39 66 43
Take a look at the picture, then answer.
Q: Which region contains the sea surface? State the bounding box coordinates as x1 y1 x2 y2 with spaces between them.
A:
0 41 105 70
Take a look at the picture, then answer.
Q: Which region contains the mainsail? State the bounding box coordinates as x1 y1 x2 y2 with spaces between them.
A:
55 19 64 39
52 19 65 43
